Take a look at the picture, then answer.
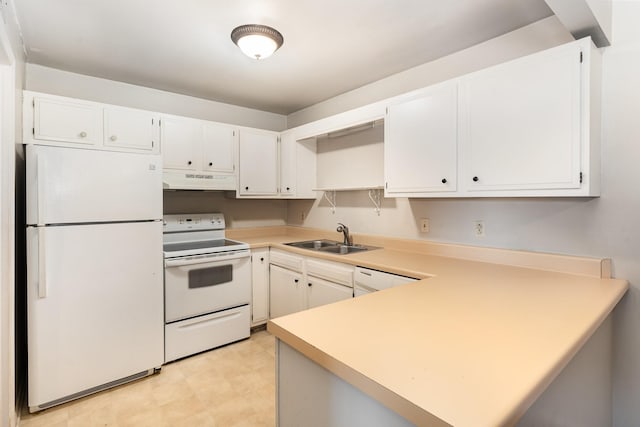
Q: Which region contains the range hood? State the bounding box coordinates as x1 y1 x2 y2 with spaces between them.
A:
162 170 236 191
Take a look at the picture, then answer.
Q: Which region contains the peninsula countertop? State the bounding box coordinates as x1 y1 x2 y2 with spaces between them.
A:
227 226 629 426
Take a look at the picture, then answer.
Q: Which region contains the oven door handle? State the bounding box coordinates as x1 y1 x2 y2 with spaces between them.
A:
165 251 250 267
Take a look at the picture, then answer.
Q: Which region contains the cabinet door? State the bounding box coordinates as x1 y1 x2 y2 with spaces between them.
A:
104 107 157 152
279 131 296 196
385 81 458 195
295 138 317 198
460 43 582 192
251 248 270 325
306 276 352 310
269 264 304 318
239 130 279 195
33 97 102 146
203 122 236 174
160 116 201 170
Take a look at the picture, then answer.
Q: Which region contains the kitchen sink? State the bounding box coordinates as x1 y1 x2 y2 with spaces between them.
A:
318 245 371 255
285 240 379 255
285 239 341 250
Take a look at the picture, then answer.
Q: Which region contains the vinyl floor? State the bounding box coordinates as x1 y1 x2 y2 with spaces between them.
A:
19 330 276 427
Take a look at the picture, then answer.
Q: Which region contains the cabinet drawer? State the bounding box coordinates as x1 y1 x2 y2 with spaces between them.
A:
306 258 353 287
164 305 250 363
269 249 304 272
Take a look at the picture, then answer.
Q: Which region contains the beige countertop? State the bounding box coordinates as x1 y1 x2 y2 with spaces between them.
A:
228 227 628 426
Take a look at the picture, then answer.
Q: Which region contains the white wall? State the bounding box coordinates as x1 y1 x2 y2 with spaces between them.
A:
25 64 287 131
287 7 640 426
0 1 24 426
287 16 574 127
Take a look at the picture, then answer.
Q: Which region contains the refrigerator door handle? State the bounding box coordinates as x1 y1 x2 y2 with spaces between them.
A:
36 154 46 226
37 228 47 298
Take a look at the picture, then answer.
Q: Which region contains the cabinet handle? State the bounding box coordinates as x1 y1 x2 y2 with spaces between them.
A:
110 135 117 141
441 178 447 184
188 161 192 165
209 162 213 166
472 176 479 182
79 131 87 138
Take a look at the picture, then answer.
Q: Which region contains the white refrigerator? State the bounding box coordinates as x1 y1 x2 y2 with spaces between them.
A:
25 144 164 412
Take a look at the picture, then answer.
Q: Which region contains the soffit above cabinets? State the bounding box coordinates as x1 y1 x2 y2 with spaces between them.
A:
14 0 553 114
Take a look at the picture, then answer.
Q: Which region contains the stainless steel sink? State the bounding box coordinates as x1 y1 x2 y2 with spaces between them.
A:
285 239 342 249
318 245 371 255
285 240 379 255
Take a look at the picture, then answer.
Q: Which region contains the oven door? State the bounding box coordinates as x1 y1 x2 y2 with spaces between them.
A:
164 250 251 323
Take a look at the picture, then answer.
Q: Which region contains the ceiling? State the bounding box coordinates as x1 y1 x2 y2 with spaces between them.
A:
14 0 554 115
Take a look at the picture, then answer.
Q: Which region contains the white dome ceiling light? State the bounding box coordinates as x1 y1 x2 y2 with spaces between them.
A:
231 24 284 60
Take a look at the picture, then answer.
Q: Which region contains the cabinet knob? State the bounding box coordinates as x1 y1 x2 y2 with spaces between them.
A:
187 161 192 165
472 176 479 182
441 178 447 184
286 187 290 191
260 257 264 262
245 186 249 190
209 162 213 166
110 135 117 141
79 131 87 138
294 279 299 283
308 283 312 287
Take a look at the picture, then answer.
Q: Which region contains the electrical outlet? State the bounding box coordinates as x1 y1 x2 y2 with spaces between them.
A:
474 220 485 237
420 218 430 233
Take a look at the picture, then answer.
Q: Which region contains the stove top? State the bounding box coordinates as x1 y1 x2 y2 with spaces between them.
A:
162 213 249 258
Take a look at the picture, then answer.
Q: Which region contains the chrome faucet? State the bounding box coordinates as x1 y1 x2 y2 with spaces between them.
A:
336 223 353 246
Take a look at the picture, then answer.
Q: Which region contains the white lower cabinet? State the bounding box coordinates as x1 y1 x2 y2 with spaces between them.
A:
268 249 354 319
269 264 305 318
251 248 270 326
306 276 352 309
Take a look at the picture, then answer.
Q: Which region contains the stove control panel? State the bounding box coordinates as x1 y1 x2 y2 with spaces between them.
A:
163 213 226 233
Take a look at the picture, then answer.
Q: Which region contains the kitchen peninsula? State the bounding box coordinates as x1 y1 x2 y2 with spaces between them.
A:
227 226 629 427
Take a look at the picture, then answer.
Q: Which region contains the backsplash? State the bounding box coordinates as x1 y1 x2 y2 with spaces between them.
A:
163 190 288 228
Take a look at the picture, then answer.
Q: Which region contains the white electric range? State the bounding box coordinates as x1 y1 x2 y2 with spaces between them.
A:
163 213 251 362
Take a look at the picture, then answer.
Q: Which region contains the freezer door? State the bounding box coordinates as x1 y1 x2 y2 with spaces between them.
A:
26 144 162 225
27 221 164 409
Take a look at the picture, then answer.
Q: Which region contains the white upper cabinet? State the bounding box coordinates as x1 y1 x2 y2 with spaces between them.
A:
25 91 160 154
276 130 317 199
160 116 200 170
384 81 458 196
238 129 279 196
279 130 297 196
160 115 238 190
383 37 600 198
202 122 236 174
33 97 103 146
104 107 157 151
459 41 583 194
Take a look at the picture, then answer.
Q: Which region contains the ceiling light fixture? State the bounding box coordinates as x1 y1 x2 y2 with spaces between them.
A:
231 24 284 60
